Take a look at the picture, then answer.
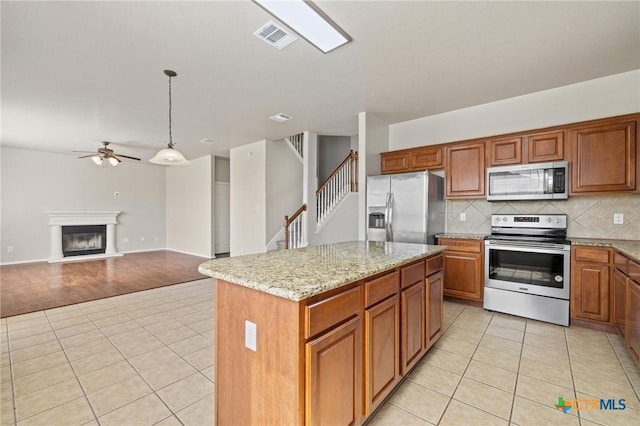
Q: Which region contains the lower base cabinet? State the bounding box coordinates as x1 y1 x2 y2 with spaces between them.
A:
613 269 628 335
364 295 400 416
400 281 426 375
427 270 444 346
306 316 363 426
628 276 640 363
438 238 483 301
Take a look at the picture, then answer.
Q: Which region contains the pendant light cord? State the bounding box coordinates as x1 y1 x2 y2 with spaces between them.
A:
168 74 174 148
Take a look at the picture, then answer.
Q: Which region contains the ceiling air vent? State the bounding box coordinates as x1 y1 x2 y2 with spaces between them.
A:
254 20 298 50
269 113 292 123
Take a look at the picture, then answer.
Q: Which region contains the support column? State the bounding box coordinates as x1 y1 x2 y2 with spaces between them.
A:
50 225 63 260
105 223 116 254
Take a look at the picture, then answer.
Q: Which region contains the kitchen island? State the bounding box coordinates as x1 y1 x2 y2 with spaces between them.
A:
199 241 446 426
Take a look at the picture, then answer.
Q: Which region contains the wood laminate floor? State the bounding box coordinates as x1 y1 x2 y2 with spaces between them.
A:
0 251 211 318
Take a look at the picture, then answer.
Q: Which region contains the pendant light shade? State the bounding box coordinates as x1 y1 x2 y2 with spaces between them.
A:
149 70 190 166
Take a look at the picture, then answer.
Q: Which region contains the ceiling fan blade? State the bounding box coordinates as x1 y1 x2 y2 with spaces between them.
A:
72 150 96 154
114 154 141 161
77 154 97 159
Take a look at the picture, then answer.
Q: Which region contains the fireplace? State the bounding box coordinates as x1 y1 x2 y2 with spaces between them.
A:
62 225 107 257
46 211 122 263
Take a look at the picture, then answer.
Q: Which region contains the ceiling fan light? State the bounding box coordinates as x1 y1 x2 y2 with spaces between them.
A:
108 156 120 166
149 147 191 165
91 155 103 165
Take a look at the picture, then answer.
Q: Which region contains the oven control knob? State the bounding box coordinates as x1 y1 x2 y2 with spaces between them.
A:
502 217 507 222
546 217 552 223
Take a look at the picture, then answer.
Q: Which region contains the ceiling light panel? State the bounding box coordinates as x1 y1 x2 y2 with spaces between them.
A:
253 0 351 53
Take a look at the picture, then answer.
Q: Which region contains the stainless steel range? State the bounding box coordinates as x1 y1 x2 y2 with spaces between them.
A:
484 214 570 326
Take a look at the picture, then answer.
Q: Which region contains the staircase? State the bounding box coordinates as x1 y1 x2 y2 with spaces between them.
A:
277 134 359 250
316 150 358 226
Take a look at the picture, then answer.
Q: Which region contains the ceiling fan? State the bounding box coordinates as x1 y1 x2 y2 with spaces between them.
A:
75 141 141 166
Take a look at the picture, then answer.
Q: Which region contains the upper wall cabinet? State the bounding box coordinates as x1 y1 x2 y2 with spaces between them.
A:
570 118 638 194
445 142 485 198
381 146 443 174
527 131 565 163
380 152 410 174
488 131 565 166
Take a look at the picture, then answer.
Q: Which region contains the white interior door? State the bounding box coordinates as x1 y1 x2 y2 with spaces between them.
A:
215 182 231 254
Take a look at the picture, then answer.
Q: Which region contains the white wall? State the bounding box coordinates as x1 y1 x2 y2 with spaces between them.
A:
312 193 359 245
166 155 214 258
215 157 230 183
358 112 390 240
230 141 266 256
0 147 166 264
266 140 303 242
389 70 640 150
318 135 352 184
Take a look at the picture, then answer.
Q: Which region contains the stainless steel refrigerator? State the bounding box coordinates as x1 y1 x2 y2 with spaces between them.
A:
367 171 445 244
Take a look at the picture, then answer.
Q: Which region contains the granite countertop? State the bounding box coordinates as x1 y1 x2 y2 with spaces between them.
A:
198 241 445 302
436 233 487 240
570 239 640 263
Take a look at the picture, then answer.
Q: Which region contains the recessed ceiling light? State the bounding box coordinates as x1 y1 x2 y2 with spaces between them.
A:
269 113 293 123
253 0 351 54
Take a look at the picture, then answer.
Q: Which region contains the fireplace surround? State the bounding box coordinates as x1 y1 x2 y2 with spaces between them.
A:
46 211 122 263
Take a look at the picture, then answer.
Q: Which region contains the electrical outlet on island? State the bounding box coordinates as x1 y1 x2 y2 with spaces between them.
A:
613 213 624 225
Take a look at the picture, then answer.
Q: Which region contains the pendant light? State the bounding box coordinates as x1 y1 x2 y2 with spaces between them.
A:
149 70 191 165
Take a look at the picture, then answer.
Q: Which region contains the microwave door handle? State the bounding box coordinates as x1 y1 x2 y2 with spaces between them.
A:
544 169 552 194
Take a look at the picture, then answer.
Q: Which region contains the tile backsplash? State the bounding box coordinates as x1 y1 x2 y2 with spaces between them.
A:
447 195 640 240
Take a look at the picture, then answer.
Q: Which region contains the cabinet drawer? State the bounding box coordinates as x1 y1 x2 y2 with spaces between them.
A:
305 286 362 339
438 238 483 253
614 252 629 274
426 254 443 276
401 261 425 289
630 260 640 283
573 247 610 264
364 272 399 307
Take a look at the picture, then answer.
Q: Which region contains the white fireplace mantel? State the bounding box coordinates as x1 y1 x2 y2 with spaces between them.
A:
46 211 122 263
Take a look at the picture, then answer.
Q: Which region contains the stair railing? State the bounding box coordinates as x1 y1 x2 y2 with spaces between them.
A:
316 150 358 224
284 203 307 249
286 133 304 159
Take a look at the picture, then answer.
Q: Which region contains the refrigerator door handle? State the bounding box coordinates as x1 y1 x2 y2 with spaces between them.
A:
386 193 394 241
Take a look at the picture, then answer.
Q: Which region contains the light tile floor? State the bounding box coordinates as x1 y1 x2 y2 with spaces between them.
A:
1 279 639 425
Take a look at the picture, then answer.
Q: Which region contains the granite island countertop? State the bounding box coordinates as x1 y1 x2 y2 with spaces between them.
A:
198 241 445 302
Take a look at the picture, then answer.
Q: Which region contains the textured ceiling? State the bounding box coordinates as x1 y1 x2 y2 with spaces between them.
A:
2 1 639 161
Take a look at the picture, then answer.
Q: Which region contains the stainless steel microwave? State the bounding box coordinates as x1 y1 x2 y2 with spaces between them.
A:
486 161 569 201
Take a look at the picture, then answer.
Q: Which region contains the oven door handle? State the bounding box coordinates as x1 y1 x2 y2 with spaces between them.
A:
486 240 569 252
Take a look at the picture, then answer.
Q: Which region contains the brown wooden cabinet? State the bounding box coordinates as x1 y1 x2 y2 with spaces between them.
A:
571 247 611 322
363 271 400 416
306 316 363 426
380 151 410 174
427 270 443 346
488 137 522 166
614 269 628 335
570 119 638 194
527 131 565 162
400 280 425 375
627 275 640 364
438 238 484 301
409 146 443 170
445 142 486 198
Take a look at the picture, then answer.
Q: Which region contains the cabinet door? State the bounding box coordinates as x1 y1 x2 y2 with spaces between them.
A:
364 295 400 416
527 131 565 162
306 316 363 426
613 269 628 335
488 137 522 166
381 152 410 174
445 142 486 198
427 271 444 347
442 251 483 301
409 146 443 170
400 281 425 375
570 120 637 193
571 263 610 322
627 280 640 363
